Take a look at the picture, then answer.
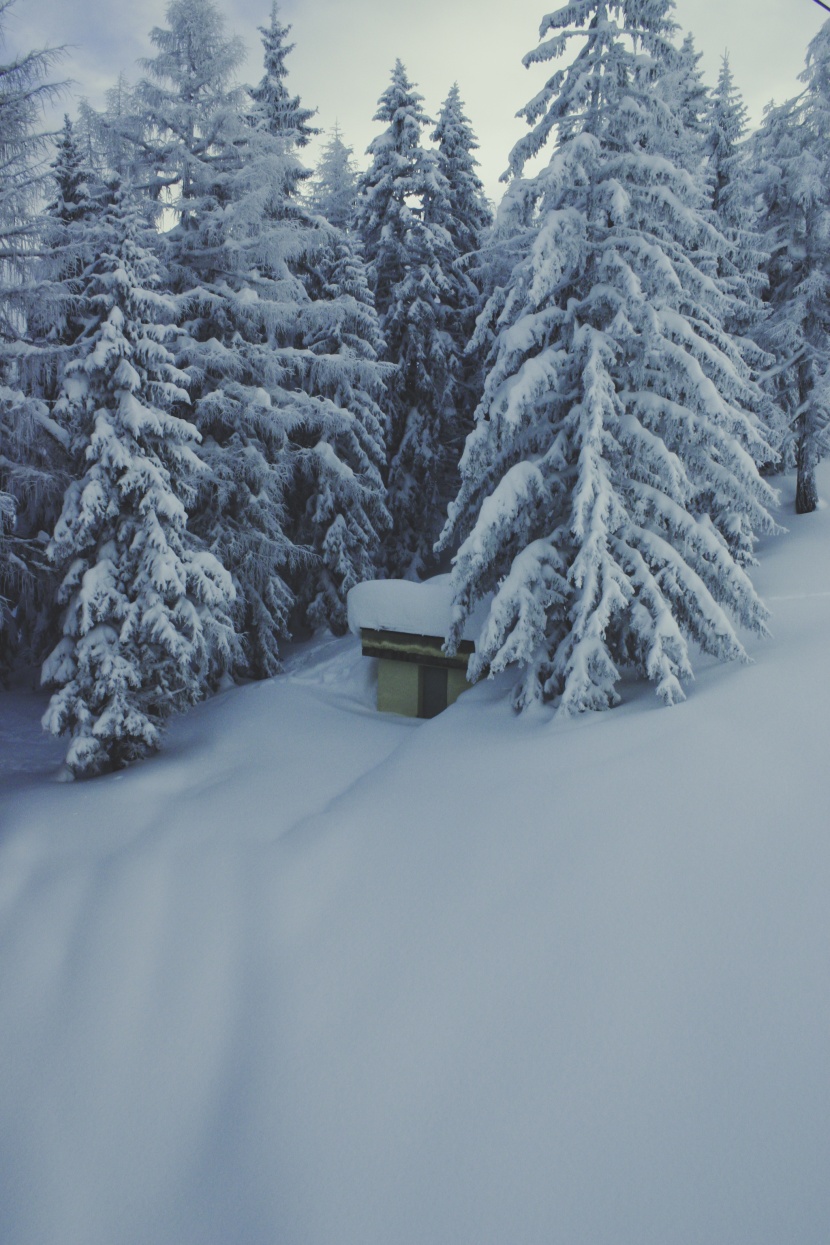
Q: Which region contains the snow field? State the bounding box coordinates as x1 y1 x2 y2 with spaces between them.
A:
0 468 829 1245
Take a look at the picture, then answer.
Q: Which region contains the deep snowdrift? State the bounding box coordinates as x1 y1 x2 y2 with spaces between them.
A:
1 468 829 1245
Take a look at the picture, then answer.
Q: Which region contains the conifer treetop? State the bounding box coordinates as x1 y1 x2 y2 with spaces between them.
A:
712 53 748 144
48 115 94 224
310 123 359 229
506 0 680 180
144 0 245 104
431 82 492 251
367 59 432 155
355 60 438 312
432 84 480 162
252 0 319 146
139 0 248 202
0 0 66 270
708 53 751 226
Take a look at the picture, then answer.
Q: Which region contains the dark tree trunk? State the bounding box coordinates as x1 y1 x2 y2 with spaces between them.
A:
795 364 818 514
796 446 818 513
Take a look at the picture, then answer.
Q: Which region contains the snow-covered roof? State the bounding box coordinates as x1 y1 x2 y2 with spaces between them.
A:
347 575 488 646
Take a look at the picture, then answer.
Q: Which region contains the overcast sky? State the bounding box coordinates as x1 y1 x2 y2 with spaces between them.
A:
3 0 825 204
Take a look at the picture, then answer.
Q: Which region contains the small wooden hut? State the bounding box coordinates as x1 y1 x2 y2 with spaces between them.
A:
347 578 484 719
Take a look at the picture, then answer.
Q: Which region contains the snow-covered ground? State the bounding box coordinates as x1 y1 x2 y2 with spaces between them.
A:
1 467 829 1245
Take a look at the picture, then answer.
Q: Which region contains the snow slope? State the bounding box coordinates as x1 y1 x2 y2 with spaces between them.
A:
1 468 829 1245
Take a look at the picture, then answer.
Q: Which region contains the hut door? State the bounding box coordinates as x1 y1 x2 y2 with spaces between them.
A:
419 665 448 718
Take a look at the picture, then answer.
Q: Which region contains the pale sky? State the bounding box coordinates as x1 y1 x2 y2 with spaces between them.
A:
3 0 825 205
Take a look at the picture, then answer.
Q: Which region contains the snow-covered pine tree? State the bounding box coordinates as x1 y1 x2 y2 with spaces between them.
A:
49 114 93 222
355 61 466 578
75 76 148 184
310 123 359 230
292 232 391 633
134 0 300 677
38 116 102 356
440 0 779 715
41 178 234 777
134 0 388 669
382 212 460 578
3 116 101 668
659 31 709 167
431 83 494 466
704 56 780 464
354 61 433 337
0 0 64 295
250 0 318 198
709 55 748 224
432 85 492 259
0 3 66 670
251 5 388 632
753 22 830 514
0 386 26 665
707 56 762 318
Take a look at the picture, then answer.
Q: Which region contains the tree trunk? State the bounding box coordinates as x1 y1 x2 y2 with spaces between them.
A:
796 446 818 514
795 364 818 515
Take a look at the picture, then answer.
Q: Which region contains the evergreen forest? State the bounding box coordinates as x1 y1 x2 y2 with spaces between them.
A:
2 0 829 776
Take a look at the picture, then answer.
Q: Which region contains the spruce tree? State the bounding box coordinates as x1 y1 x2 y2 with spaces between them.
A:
135 0 387 669
252 11 388 630
251 0 318 198
706 58 768 324
40 116 101 351
709 56 748 221
310 124 359 230
41 180 234 777
704 57 781 467
382 213 459 578
432 85 492 253
354 61 433 329
48 116 90 226
661 31 709 165
292 232 391 632
136 0 301 676
0 3 66 669
3 116 101 668
753 22 830 514
355 62 466 578
431 84 493 471
440 0 779 715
